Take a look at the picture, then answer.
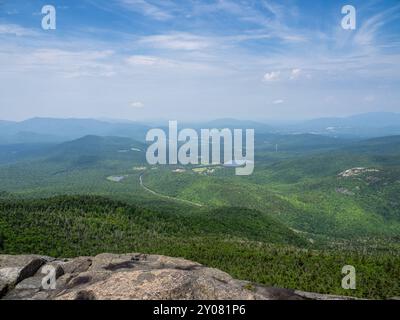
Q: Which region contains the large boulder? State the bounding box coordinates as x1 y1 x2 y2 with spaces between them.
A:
54 253 261 300
0 255 48 298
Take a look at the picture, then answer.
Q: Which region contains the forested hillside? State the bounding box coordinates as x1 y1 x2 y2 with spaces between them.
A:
0 133 399 299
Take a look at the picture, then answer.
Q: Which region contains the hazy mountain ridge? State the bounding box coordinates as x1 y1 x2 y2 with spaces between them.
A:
0 118 151 144
0 112 399 145
302 112 400 128
282 112 400 137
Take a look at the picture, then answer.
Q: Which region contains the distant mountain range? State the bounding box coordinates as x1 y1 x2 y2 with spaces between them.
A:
281 112 400 137
0 112 399 144
301 112 400 128
0 118 151 144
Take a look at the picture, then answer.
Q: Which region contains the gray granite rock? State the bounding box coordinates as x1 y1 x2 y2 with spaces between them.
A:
0 255 46 298
0 253 361 300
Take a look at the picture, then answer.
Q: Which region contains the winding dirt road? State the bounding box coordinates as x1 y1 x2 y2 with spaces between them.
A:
139 173 203 207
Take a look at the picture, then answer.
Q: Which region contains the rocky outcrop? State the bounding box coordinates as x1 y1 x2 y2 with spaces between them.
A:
0 253 358 300
338 167 380 178
0 255 48 297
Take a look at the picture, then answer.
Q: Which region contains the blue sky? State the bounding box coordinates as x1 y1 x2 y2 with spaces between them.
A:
0 0 399 121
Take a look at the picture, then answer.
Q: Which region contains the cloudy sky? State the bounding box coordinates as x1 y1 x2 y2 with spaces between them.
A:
0 0 399 122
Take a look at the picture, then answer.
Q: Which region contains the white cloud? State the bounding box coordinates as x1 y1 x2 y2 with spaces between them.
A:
138 33 213 51
125 55 174 67
0 24 36 36
31 49 114 63
118 0 173 20
1 1 400 121
263 71 280 82
124 54 217 73
290 68 302 80
126 55 159 66
193 0 306 44
1 47 116 78
354 4 400 48
130 101 145 108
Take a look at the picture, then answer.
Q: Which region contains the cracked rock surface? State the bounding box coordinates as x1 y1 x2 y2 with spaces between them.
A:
0 253 359 300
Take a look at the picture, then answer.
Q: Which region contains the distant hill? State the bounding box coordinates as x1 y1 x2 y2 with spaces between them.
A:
193 118 273 133
0 135 146 168
51 135 144 154
282 112 400 138
41 135 147 167
0 131 66 144
0 118 151 144
0 143 55 165
343 135 400 155
303 112 400 128
255 133 351 152
263 135 400 181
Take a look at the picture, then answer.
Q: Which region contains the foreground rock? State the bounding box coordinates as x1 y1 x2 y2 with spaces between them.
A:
0 255 48 297
0 253 357 300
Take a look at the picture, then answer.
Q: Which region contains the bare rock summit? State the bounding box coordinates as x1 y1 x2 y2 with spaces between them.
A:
0 253 358 300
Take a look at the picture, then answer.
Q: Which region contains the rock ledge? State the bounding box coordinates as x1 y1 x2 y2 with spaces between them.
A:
0 253 357 300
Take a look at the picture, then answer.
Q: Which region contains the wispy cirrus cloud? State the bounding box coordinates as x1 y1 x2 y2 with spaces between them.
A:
1 0 400 121
0 24 36 36
125 55 172 67
353 3 400 49
138 33 214 51
117 0 174 20
192 0 307 44
0 47 116 78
